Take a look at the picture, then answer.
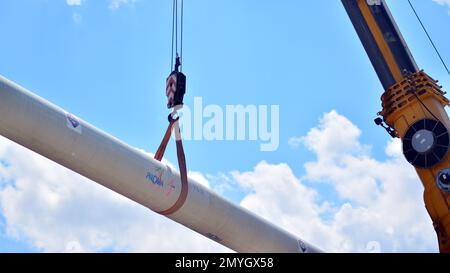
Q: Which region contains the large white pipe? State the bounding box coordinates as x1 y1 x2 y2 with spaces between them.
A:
0 75 320 253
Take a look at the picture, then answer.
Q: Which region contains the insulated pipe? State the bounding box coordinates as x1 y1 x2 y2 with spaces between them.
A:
0 75 320 253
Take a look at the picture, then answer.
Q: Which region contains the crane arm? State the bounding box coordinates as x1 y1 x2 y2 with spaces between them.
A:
342 0 450 252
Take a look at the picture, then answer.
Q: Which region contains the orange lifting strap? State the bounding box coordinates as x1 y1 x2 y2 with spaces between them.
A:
154 109 189 216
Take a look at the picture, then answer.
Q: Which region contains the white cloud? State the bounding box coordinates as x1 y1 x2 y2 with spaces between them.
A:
188 171 210 189
433 0 450 7
0 110 439 252
65 0 136 10
108 0 135 10
66 0 83 6
231 161 347 251
0 136 226 252
433 0 450 14
229 110 437 252
302 110 366 162
65 0 83 24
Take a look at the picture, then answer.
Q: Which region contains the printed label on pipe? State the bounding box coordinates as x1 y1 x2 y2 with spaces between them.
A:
66 113 82 134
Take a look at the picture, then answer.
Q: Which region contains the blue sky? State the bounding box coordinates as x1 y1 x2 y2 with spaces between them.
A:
0 0 450 252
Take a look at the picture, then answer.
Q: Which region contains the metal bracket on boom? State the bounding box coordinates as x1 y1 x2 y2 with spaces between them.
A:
374 117 398 138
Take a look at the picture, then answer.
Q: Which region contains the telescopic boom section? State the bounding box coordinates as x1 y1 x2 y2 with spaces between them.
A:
343 0 450 252
342 0 419 89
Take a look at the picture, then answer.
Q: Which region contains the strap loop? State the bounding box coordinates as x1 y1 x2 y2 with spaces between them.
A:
154 108 189 215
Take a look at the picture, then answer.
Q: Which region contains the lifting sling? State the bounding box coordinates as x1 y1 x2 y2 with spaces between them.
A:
154 0 188 216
